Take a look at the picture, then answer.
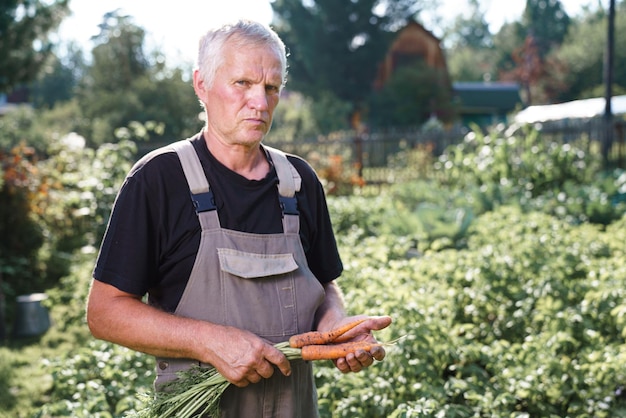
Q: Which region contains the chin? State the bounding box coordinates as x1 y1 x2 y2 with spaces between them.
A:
235 136 265 147
244 131 267 144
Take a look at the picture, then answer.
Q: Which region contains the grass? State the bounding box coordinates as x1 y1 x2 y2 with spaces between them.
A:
0 300 92 417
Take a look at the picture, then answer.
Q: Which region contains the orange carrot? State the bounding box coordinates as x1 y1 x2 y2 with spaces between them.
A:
300 341 382 361
289 318 368 348
330 315 393 343
332 332 368 344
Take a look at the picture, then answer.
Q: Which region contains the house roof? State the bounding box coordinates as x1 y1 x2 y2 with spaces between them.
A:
453 82 522 113
514 95 626 123
374 20 449 90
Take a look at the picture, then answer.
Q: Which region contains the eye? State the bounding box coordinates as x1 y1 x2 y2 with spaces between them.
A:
266 84 280 94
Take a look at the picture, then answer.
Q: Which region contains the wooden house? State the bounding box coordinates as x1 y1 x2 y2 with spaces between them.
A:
373 20 522 128
373 20 451 91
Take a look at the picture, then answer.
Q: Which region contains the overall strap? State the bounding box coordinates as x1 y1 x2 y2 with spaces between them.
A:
264 146 302 234
170 139 219 230
264 146 302 197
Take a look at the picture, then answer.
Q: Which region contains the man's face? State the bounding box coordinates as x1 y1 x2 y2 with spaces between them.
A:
195 39 283 149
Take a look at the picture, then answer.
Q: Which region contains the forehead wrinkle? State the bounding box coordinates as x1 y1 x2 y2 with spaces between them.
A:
223 47 283 86
225 33 287 83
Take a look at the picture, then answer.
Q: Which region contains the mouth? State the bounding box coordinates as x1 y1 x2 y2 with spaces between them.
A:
244 117 268 127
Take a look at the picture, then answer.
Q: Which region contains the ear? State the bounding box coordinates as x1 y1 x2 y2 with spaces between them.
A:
193 69 207 99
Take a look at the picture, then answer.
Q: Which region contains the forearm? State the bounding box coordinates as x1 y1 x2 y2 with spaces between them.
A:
313 281 392 373
314 281 347 331
87 279 292 386
86 280 215 361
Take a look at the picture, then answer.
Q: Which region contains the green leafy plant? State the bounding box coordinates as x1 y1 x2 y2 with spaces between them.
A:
5 122 626 418
435 124 601 195
324 205 626 417
36 340 154 418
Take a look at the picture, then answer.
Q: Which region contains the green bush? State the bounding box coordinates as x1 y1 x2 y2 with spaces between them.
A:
36 341 153 418
432 125 625 226
0 349 16 411
37 136 136 252
4 123 625 417
0 106 51 154
521 168 626 225
0 135 134 332
319 206 626 417
0 143 47 331
435 124 602 195
327 184 475 252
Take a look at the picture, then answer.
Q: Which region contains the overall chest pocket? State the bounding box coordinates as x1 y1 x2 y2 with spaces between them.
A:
218 248 298 278
217 248 300 339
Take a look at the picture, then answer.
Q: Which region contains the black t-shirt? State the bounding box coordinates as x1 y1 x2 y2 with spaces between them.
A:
93 133 343 312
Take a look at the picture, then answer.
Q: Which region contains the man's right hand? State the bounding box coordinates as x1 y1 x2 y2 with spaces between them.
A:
87 280 291 388
202 326 292 387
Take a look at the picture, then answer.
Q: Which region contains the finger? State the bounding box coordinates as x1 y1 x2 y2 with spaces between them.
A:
256 360 275 379
263 345 292 377
344 351 364 373
247 371 263 384
367 315 392 331
370 344 386 361
334 357 350 374
338 315 393 342
233 378 250 388
354 349 374 367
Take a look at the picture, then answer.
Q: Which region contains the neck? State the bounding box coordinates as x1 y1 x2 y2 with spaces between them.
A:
203 132 269 180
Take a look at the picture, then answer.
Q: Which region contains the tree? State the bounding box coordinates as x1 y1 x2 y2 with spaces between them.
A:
492 0 572 104
79 10 148 97
270 91 353 139
492 21 526 78
75 11 149 144
76 10 202 145
522 0 570 58
29 42 86 109
271 0 429 121
445 0 492 50
555 2 626 102
446 47 498 82
0 0 70 94
444 0 497 82
368 64 456 128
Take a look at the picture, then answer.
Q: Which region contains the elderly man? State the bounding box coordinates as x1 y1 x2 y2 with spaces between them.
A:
87 19 390 417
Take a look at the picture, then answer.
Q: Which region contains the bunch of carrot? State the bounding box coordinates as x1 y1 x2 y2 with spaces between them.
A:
133 319 387 418
288 317 384 360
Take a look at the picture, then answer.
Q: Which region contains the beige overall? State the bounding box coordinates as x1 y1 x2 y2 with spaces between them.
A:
155 139 326 417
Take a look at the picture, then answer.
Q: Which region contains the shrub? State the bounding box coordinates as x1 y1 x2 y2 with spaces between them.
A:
11 123 626 417
0 143 47 331
0 135 134 337
318 206 626 417
36 340 154 418
435 124 602 196
433 125 624 225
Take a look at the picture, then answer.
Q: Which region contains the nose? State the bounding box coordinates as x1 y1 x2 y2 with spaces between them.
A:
248 86 269 111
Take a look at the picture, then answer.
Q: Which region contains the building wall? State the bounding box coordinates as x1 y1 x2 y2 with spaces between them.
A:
374 20 450 90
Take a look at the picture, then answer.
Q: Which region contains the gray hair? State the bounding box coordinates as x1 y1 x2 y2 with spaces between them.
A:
196 19 288 90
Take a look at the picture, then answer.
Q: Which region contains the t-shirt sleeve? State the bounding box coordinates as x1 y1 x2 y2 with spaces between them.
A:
92 173 159 296
290 156 343 283
92 148 193 297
